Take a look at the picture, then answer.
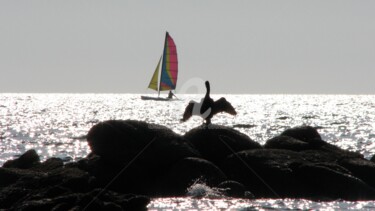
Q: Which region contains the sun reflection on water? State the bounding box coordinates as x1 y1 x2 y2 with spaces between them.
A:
148 197 375 210
1 94 375 165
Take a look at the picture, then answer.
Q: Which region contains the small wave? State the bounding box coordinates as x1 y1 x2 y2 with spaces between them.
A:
186 180 225 199
330 121 349 125
233 124 256 129
71 135 87 140
302 115 318 119
86 119 99 124
276 116 290 120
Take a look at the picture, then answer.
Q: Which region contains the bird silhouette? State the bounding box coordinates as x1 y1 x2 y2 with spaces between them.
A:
181 81 237 124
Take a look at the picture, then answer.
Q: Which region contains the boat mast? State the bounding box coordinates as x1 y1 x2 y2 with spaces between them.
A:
158 32 168 97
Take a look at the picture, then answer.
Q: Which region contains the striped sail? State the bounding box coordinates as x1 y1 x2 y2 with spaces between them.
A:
146 32 178 93
147 56 161 91
159 32 178 91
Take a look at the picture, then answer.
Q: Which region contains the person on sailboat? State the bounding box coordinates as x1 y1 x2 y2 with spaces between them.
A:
167 91 176 99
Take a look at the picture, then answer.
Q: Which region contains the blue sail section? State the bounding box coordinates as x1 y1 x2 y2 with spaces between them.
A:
159 32 178 91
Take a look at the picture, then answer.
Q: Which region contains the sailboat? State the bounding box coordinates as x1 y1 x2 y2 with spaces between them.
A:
141 32 178 101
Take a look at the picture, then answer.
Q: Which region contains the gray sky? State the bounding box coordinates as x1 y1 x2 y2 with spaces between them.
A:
0 1 374 94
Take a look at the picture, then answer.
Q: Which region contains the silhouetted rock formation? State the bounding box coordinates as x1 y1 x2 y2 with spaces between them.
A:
281 125 322 142
184 124 262 164
264 135 312 151
339 158 375 188
0 154 149 210
156 157 227 196
3 120 375 210
218 180 254 198
3 149 40 169
220 148 375 200
87 120 197 164
86 119 199 194
370 155 375 163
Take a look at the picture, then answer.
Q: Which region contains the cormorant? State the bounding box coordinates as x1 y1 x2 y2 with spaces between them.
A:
181 81 237 124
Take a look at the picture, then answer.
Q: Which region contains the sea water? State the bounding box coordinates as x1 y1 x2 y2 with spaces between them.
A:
1 94 375 210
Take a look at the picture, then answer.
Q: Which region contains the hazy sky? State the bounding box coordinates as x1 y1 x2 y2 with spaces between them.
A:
0 1 374 94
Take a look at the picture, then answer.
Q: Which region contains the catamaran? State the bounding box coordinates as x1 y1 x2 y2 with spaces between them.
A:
141 32 178 101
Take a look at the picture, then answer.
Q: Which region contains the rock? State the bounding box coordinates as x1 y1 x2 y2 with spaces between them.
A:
122 195 150 211
264 135 311 151
184 124 261 164
77 193 104 210
3 120 375 204
32 158 64 172
301 148 362 164
0 153 150 210
221 149 303 198
370 155 375 163
51 202 74 211
87 120 198 164
294 163 375 200
274 126 363 157
339 158 375 188
103 202 123 211
3 149 40 169
221 148 375 200
156 157 227 196
218 180 254 198
0 167 45 187
86 120 198 194
281 126 321 142
318 142 363 159
48 194 79 210
13 198 57 211
44 186 71 198
0 186 30 209
46 168 91 193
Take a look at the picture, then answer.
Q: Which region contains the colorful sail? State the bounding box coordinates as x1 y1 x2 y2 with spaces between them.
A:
159 32 178 91
147 56 161 91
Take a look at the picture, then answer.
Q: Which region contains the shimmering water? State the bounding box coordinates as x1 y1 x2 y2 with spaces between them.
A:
148 197 375 210
1 93 375 210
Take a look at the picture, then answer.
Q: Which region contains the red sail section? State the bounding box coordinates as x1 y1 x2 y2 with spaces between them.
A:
160 32 178 90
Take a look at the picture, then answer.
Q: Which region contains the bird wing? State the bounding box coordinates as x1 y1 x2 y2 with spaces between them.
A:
181 102 195 122
214 97 237 115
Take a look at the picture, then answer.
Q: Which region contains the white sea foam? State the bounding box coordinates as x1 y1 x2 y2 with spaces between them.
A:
186 180 225 199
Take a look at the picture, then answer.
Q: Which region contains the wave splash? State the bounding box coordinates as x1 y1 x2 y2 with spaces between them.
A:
186 179 226 199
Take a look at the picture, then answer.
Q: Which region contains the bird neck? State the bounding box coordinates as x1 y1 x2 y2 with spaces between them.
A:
205 83 210 97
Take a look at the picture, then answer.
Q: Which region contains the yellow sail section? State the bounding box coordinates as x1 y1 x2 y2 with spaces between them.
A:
148 56 162 91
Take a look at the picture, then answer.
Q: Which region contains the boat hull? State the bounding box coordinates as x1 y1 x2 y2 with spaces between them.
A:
141 96 172 101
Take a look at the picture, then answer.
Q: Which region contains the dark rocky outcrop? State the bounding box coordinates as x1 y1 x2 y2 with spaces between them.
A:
2 120 375 209
339 158 375 188
218 180 254 198
294 163 375 200
221 149 305 198
87 120 198 164
266 126 363 158
184 124 261 164
264 135 311 151
86 120 199 194
3 149 40 169
280 126 322 142
0 155 150 210
370 154 375 163
220 148 375 200
156 157 227 196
